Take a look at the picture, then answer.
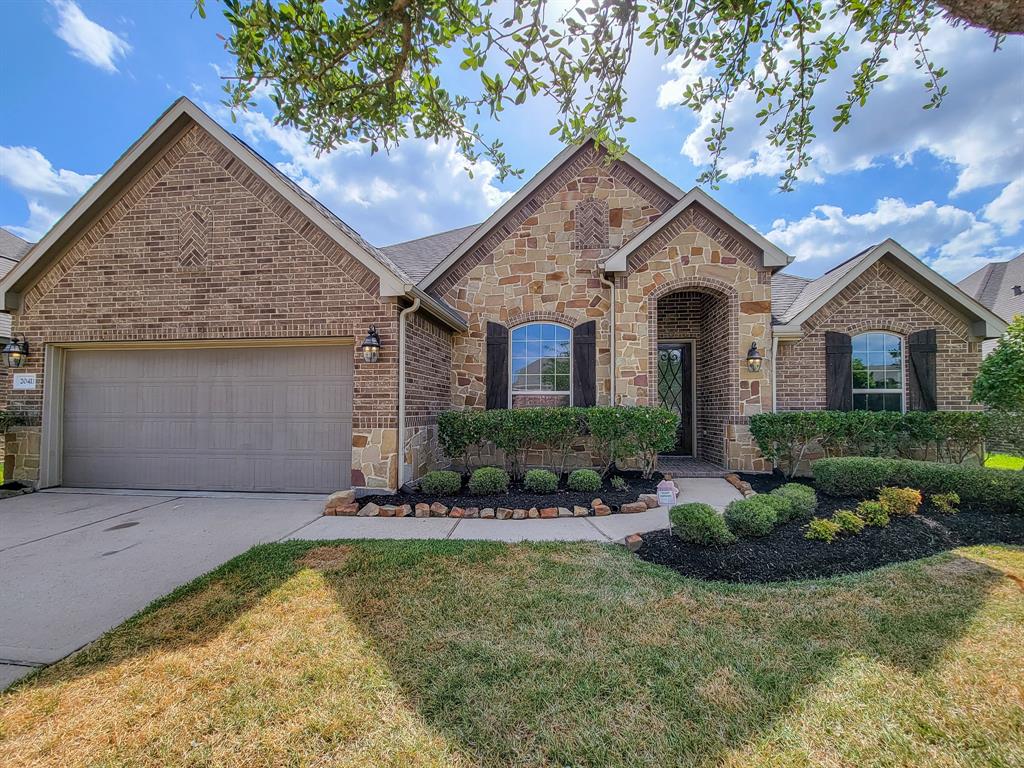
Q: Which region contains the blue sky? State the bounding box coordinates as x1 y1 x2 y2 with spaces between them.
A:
1 0 1022 281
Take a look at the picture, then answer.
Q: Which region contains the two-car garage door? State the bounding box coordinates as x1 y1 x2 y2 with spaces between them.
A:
61 345 352 493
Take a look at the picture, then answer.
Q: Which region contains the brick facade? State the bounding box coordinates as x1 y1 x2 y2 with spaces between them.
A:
775 261 983 412
5 121 402 490
403 310 453 480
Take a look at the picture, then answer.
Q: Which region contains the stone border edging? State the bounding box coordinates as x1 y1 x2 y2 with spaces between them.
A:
323 490 661 519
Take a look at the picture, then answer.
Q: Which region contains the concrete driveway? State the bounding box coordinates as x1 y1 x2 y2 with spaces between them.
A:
0 489 323 689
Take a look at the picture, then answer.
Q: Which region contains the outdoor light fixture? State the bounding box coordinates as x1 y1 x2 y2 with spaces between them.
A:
1 335 29 369
360 325 381 363
745 341 763 373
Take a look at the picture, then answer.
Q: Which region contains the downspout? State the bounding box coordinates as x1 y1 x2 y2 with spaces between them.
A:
599 272 616 405
771 333 780 413
397 297 421 488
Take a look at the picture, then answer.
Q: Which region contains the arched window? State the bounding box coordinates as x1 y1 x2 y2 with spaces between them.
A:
510 322 571 404
851 332 904 412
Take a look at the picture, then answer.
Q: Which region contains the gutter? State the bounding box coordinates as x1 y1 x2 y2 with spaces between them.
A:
599 272 617 405
397 296 421 487
405 285 467 332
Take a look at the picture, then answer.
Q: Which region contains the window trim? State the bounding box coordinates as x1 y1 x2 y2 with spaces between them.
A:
509 321 573 405
851 330 906 413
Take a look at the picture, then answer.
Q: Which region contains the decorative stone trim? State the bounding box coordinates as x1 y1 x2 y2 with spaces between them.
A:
323 491 662 518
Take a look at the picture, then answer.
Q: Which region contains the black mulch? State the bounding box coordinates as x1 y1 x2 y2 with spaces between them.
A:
359 470 662 512
638 475 1024 583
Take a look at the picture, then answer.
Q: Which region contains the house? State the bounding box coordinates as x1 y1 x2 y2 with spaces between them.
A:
0 98 1006 493
0 228 32 342
958 251 1023 354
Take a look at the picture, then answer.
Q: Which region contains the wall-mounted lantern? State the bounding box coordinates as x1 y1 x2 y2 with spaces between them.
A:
360 325 381 363
745 341 763 373
2 335 29 369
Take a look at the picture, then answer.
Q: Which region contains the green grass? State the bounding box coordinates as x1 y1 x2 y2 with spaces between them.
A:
986 453 1024 470
2 541 1023 767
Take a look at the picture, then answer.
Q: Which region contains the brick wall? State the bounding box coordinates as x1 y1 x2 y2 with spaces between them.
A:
5 120 403 490
403 310 453 479
776 260 983 412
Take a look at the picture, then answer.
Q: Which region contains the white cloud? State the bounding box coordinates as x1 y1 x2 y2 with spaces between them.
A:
983 179 1024 236
231 107 513 244
766 197 1004 280
51 0 131 73
658 19 1024 195
0 145 99 240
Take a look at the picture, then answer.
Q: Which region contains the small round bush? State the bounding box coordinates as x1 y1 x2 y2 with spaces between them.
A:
724 497 778 538
770 483 817 520
931 491 960 514
524 469 559 493
670 503 735 546
832 509 866 534
805 517 842 542
610 475 628 491
856 500 890 527
419 470 462 496
878 486 922 516
468 466 511 495
567 469 602 493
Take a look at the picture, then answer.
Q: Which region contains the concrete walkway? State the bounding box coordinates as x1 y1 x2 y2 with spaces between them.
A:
287 478 743 543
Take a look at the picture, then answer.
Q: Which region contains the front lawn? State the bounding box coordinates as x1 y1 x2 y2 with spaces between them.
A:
2 541 1023 767
987 453 1024 471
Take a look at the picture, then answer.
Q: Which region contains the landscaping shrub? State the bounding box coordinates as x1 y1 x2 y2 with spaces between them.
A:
437 406 677 480
749 411 992 476
468 466 510 495
419 470 462 496
770 483 817 520
856 500 890 527
878 486 922 516
931 491 960 514
610 475 628 491
567 469 602 492
670 503 736 546
523 469 558 493
724 497 778 538
805 517 842 542
832 509 866 534
811 457 1024 512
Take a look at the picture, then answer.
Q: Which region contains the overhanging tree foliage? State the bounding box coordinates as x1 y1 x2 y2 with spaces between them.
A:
973 314 1024 412
195 0 1016 189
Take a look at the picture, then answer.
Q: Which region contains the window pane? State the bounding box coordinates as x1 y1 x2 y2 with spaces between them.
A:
867 392 884 411
541 324 558 340
852 361 869 389
556 374 570 392
853 393 867 410
883 393 903 412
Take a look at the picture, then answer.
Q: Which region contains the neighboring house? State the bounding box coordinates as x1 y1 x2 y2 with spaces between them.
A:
0 228 32 341
958 251 1024 354
0 98 1006 492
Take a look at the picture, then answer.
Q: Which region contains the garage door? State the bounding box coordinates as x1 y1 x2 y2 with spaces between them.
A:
62 345 352 493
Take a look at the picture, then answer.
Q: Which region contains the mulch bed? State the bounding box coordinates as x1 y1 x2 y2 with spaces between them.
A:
360 470 662 512
638 470 1024 582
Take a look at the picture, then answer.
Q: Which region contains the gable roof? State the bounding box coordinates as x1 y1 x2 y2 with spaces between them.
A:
769 272 812 321
602 187 791 272
0 98 465 330
774 239 1007 338
957 251 1024 323
417 140 686 289
382 224 478 283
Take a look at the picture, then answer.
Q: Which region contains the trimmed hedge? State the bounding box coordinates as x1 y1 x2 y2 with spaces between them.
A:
812 457 1024 512
724 497 779 537
670 503 735 546
770 483 817 520
419 470 462 496
748 410 993 477
523 469 558 493
468 466 510 495
567 469 602 492
438 406 679 479
806 517 841 542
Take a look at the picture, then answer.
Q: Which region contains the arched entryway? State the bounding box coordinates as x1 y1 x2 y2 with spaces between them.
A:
649 280 738 467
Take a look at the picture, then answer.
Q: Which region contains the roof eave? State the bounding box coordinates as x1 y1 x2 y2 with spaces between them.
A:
406 285 468 331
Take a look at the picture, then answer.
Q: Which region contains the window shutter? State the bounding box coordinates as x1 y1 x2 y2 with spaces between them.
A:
572 320 597 407
908 329 938 411
825 331 853 411
485 321 509 410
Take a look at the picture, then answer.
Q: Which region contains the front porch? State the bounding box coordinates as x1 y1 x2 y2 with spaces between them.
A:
656 456 730 478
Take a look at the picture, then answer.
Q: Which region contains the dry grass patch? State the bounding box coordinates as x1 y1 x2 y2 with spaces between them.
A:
1 539 1022 767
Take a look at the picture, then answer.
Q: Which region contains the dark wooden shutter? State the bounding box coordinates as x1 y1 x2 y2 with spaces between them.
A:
825 331 853 411
485 321 509 409
572 320 597 407
908 329 938 411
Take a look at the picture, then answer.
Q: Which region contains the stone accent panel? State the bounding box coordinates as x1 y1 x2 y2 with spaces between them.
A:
440 149 672 410
5 120 402 489
352 428 397 489
775 260 983 412
4 426 40 484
